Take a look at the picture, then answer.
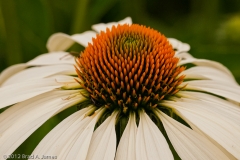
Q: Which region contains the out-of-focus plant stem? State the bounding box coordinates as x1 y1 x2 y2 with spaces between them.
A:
1 0 22 65
71 0 89 34
0 3 6 71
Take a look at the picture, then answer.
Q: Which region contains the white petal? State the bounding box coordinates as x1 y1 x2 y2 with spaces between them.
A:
0 90 85 156
167 38 190 54
162 99 240 159
178 91 240 126
92 17 132 33
86 111 118 160
46 17 132 52
0 63 28 86
183 80 240 103
53 76 81 90
47 33 74 51
1 52 75 86
27 52 75 65
32 107 105 160
59 118 94 159
168 38 179 48
182 66 237 84
156 110 232 160
2 64 76 86
178 52 234 78
0 76 75 109
47 31 96 52
136 111 173 160
183 98 240 127
115 113 137 160
65 108 106 160
32 107 91 154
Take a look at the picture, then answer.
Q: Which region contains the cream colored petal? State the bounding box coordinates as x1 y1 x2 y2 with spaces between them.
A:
47 33 74 52
59 117 94 159
162 99 240 159
92 17 132 33
182 66 237 84
173 113 236 160
168 38 179 48
48 33 73 51
32 107 105 160
0 63 28 86
185 98 240 126
55 77 81 90
0 90 85 156
178 91 240 126
178 52 234 78
65 108 105 160
0 76 75 109
31 107 91 154
183 80 240 103
168 38 190 54
86 111 118 160
156 110 231 160
115 112 137 160
1 52 75 86
136 111 173 160
47 17 132 52
47 31 96 52
2 64 76 86
27 52 75 65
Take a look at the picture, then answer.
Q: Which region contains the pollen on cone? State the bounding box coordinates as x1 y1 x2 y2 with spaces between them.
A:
76 24 185 113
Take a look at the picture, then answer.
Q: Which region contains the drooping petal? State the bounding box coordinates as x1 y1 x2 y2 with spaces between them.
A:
31 107 91 155
60 118 95 159
177 91 240 126
27 52 75 65
86 111 118 160
0 52 75 86
46 17 132 52
2 64 76 86
183 80 240 103
32 107 105 160
66 108 106 160
181 66 237 84
51 76 81 90
0 63 28 86
136 110 173 160
162 98 240 159
115 112 137 160
47 31 96 52
0 90 86 156
92 17 132 33
178 52 234 78
168 38 190 54
155 110 232 160
182 97 240 126
0 76 75 109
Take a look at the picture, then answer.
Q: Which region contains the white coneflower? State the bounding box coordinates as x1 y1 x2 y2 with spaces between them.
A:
0 17 240 160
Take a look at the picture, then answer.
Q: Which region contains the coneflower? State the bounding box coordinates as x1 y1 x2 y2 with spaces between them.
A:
0 17 239 160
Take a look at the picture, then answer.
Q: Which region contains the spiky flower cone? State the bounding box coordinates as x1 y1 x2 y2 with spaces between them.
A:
76 24 185 114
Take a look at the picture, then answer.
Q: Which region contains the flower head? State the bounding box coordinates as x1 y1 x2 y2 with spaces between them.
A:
0 17 240 160
77 24 185 113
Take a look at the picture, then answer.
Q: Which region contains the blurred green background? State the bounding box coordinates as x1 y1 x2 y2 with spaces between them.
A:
0 0 240 159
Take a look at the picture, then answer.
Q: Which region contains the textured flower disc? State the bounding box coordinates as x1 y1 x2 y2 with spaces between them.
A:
76 24 185 114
